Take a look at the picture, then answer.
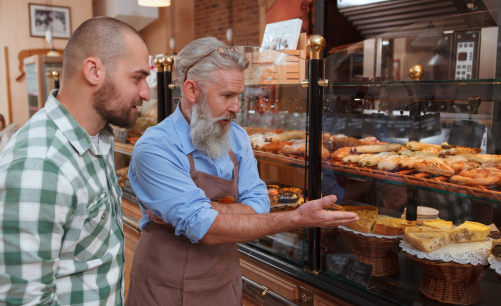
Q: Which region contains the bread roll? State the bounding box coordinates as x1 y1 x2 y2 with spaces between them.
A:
331 147 352 161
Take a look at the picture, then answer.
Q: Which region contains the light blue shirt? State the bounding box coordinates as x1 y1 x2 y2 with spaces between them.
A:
128 105 270 242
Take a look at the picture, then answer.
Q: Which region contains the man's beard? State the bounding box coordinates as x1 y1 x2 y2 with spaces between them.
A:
92 77 139 129
189 89 236 160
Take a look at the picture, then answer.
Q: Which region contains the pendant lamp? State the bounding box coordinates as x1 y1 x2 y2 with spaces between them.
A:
138 0 171 7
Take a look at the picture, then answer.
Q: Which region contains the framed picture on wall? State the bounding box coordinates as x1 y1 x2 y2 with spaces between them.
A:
29 4 71 39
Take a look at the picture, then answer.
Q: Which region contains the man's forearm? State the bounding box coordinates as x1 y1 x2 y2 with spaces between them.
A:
201 211 296 244
210 201 257 215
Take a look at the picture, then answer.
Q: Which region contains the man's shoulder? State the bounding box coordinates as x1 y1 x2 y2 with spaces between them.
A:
134 117 181 153
0 110 61 164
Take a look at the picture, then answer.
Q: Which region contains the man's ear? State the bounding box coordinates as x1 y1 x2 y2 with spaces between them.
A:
183 80 198 106
82 57 106 86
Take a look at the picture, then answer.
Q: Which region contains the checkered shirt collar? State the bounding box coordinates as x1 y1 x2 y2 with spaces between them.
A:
44 90 114 156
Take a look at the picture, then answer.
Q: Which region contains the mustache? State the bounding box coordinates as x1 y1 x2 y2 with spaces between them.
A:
214 112 237 121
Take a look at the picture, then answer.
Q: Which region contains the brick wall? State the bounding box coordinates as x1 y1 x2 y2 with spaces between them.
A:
194 0 260 47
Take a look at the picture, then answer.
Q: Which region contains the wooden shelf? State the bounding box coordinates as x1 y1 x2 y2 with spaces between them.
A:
114 142 134 155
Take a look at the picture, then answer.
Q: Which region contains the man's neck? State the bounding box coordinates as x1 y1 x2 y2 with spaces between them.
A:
179 100 191 125
56 86 106 136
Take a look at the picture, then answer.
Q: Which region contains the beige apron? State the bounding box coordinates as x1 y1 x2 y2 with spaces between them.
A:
125 150 242 306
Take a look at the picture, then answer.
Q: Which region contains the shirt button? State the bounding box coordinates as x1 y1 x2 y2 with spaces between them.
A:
102 214 106 219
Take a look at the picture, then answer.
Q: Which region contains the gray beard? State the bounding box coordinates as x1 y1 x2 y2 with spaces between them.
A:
188 92 233 160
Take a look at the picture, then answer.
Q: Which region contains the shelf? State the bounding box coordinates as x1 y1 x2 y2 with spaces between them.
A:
114 142 134 155
323 161 501 205
253 151 307 168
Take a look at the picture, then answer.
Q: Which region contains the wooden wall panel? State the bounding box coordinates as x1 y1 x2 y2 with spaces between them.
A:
0 0 93 126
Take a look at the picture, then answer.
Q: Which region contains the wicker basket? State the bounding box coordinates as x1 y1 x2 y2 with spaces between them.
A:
404 251 486 305
338 227 401 277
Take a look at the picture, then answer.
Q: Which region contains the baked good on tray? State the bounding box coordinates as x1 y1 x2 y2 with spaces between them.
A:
342 206 378 233
449 221 491 243
492 238 501 259
372 216 417 236
405 230 450 253
422 219 453 231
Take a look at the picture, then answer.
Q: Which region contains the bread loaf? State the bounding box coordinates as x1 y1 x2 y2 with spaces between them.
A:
331 147 352 161
449 221 491 243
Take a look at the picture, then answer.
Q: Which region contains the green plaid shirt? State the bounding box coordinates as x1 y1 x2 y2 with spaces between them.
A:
0 91 124 306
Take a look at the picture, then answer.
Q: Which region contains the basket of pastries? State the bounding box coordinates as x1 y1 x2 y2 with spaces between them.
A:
488 238 501 282
401 220 493 305
335 205 417 276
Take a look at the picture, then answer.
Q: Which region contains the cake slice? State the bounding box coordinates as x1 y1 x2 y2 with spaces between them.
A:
449 221 491 243
342 206 378 234
405 230 450 252
492 238 501 260
372 215 417 236
423 219 453 231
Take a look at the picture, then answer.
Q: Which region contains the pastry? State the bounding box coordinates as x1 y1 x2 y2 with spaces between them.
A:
342 154 374 164
423 219 453 231
404 141 440 151
269 195 278 206
351 144 401 153
415 158 455 177
265 131 305 142
331 147 352 161
359 152 396 167
342 206 378 234
267 188 279 196
263 141 293 152
438 147 481 157
372 215 417 236
279 187 303 195
405 230 450 252
378 155 405 171
492 238 501 259
449 221 491 243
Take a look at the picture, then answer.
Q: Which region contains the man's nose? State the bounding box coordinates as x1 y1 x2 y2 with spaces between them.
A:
228 96 240 113
140 80 151 102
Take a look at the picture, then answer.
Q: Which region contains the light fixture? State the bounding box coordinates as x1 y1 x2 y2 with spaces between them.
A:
138 0 171 7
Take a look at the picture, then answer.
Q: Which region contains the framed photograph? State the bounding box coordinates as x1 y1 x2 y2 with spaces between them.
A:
29 4 71 39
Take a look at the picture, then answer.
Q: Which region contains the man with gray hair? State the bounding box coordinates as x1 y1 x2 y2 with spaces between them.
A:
0 17 150 305
125 37 358 306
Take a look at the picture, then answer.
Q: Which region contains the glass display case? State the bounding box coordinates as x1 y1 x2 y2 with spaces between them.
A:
239 9 501 306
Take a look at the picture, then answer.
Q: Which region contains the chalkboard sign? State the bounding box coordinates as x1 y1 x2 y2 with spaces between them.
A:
391 116 414 138
323 113 347 134
362 113 393 139
326 254 373 288
448 120 486 148
345 114 366 138
413 112 442 139
489 122 501 154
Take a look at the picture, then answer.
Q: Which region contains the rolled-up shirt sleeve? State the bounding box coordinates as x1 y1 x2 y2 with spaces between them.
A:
129 142 219 243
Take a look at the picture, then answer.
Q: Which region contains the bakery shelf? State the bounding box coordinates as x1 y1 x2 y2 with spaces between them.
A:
253 151 307 168
322 161 501 205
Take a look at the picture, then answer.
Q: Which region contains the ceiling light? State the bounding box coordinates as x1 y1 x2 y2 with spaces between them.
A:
138 0 171 7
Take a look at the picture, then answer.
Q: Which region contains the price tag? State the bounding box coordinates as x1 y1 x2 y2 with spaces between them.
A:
326 254 373 288
325 254 358 277
448 120 486 148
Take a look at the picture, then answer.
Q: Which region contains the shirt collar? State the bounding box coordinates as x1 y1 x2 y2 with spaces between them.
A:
45 90 114 156
172 103 197 155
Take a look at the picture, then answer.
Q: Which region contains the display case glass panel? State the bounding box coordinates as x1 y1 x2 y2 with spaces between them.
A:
320 10 501 306
235 46 309 265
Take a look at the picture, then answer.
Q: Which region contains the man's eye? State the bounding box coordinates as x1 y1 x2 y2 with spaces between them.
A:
135 77 141 82
225 94 232 98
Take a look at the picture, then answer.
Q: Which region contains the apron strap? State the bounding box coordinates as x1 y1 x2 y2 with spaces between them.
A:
228 149 238 168
187 153 196 172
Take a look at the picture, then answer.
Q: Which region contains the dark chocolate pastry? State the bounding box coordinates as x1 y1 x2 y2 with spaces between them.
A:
277 192 299 203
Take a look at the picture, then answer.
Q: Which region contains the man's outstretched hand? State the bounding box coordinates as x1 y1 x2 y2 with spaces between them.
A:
292 195 359 228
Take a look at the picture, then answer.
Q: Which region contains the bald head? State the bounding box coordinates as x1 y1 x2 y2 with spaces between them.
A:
62 17 146 83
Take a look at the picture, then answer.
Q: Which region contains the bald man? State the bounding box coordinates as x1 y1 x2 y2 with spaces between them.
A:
0 17 150 305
